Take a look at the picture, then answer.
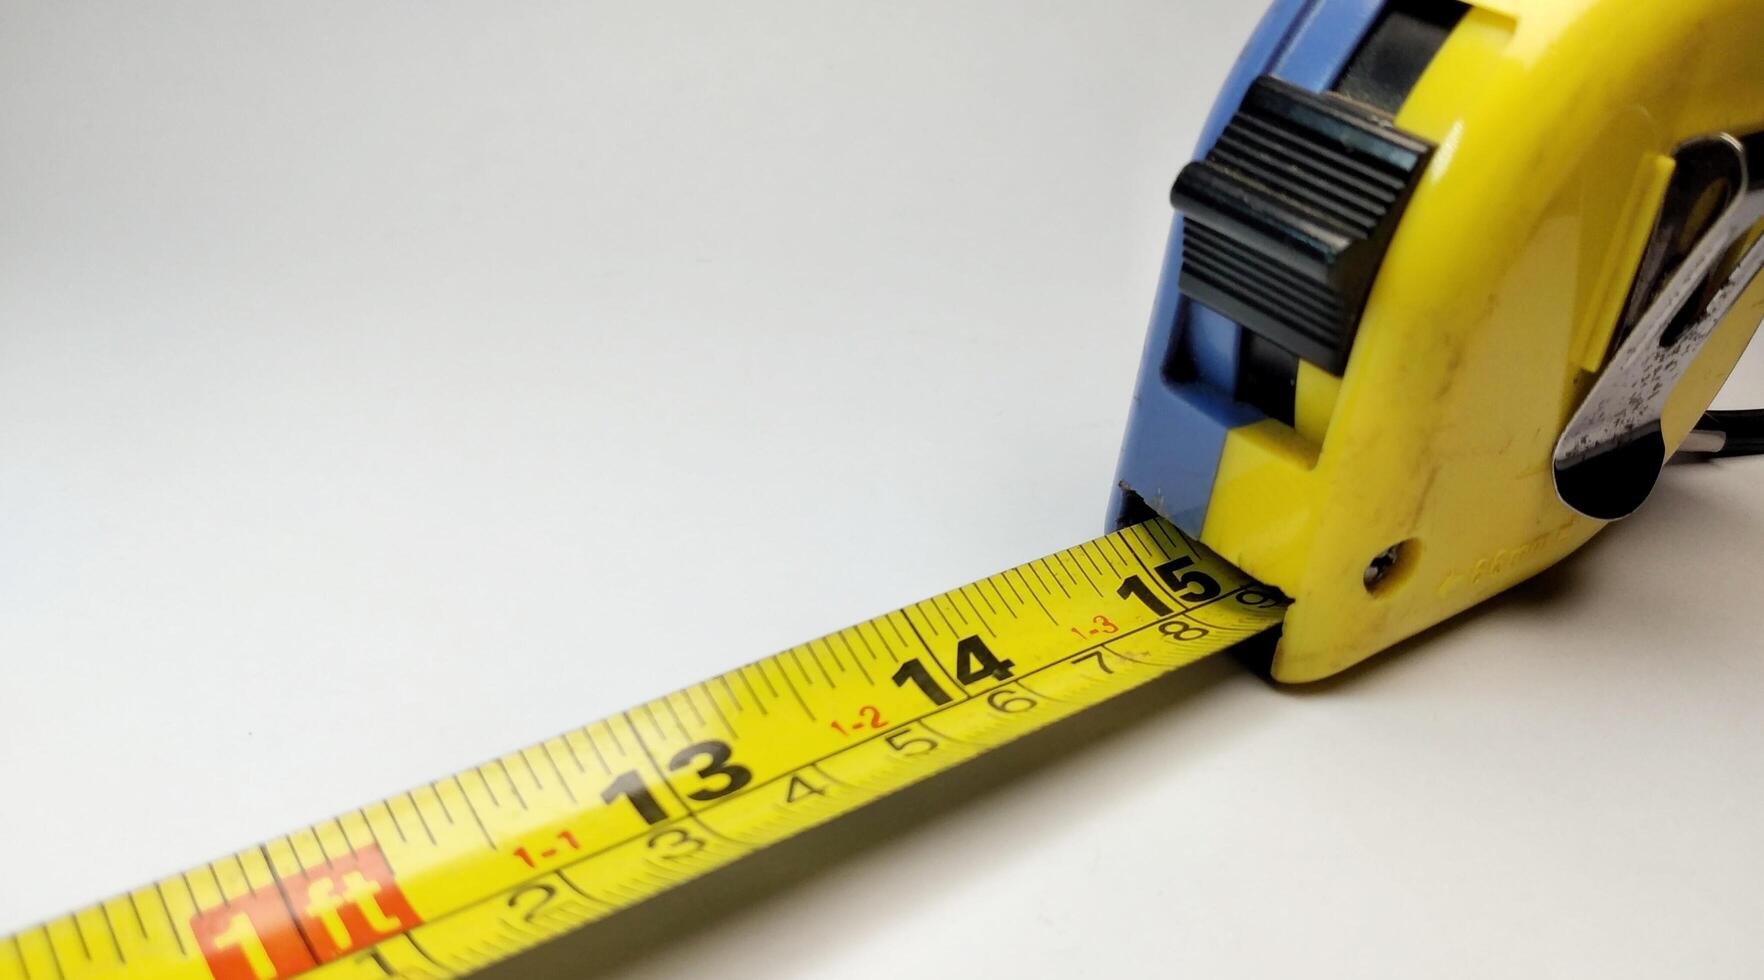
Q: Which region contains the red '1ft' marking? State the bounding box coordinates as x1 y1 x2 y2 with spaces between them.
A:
191 844 421 980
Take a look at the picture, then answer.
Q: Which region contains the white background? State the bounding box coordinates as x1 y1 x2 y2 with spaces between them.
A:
4 2 1763 977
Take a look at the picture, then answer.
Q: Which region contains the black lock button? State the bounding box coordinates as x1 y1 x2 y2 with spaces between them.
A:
1171 75 1434 375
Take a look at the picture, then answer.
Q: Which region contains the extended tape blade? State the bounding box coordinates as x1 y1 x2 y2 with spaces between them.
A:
1 520 1283 980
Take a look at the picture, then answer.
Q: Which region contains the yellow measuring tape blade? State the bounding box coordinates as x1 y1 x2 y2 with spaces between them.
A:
2 520 1282 980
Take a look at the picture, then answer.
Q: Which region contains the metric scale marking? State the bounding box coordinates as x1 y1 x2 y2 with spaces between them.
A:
1 520 1283 980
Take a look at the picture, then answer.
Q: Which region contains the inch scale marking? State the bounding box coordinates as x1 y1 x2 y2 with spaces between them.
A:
2 521 1283 980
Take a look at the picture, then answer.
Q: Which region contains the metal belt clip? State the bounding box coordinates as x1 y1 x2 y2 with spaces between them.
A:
1554 131 1764 520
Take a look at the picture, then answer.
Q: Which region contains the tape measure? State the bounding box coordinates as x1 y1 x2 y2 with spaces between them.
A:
10 0 1763 974
1 520 1282 980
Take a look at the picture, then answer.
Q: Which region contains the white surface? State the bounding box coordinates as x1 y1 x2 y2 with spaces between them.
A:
3 2 1762 977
